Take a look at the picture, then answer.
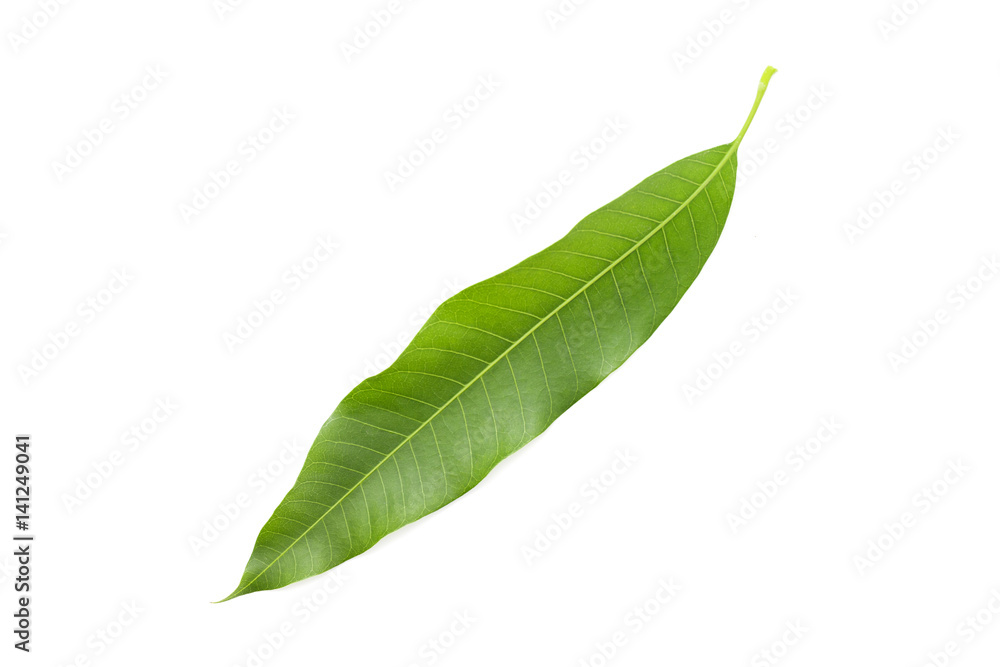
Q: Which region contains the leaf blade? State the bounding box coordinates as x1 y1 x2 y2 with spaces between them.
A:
222 67 776 601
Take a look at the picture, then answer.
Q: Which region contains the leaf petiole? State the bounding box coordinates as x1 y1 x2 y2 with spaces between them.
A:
735 65 778 147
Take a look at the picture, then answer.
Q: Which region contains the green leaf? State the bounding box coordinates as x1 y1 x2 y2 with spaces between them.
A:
222 67 777 601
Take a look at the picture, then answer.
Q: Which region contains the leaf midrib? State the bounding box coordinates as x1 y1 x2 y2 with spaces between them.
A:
231 141 740 598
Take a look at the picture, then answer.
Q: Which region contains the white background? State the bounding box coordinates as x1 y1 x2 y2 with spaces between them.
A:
2 0 999 665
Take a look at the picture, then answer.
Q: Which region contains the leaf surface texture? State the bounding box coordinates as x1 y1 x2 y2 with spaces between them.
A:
223 67 777 600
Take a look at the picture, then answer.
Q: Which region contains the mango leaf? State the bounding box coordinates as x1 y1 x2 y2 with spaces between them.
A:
222 67 777 601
